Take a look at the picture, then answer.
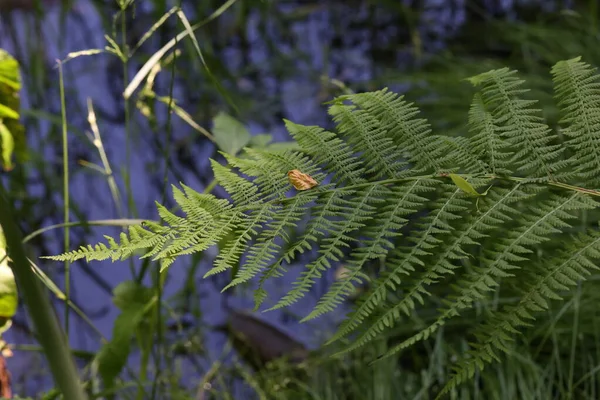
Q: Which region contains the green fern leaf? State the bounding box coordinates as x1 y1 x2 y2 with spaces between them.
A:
303 179 437 321
49 57 600 397
468 67 568 179
551 56 600 186
438 230 600 398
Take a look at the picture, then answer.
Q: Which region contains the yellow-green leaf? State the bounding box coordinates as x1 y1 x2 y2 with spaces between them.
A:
0 49 25 171
0 104 18 120
0 226 17 334
0 121 14 171
449 174 481 197
0 50 20 91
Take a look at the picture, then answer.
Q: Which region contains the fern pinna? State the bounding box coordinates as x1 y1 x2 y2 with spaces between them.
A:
49 57 600 397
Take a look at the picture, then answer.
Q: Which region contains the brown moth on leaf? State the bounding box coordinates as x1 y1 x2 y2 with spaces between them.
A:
287 169 318 191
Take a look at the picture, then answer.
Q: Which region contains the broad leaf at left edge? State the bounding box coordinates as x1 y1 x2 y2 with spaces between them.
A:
0 50 19 91
0 226 18 335
0 49 27 171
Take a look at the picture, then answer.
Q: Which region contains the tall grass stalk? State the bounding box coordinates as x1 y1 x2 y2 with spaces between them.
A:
57 60 71 340
0 183 87 399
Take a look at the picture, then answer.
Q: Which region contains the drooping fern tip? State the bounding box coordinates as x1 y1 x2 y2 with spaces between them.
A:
47 56 600 397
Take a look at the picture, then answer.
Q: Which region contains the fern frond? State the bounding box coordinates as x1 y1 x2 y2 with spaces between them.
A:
269 185 383 310
438 230 600 399
466 93 513 175
210 160 261 206
243 195 318 307
48 223 173 263
151 186 239 260
344 89 450 173
173 184 233 222
328 102 406 179
380 191 597 361
551 56 600 186
51 57 600 397
327 183 466 346
468 68 567 179
440 136 488 174
253 187 357 309
303 178 438 321
225 193 317 291
225 149 324 200
205 203 275 279
340 182 533 353
285 120 366 185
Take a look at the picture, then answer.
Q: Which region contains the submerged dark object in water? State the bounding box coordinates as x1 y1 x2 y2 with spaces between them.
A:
224 309 308 368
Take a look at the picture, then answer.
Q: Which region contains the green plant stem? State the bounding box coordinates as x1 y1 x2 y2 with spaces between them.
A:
149 19 179 400
58 61 71 340
0 182 87 400
118 4 138 281
244 173 600 211
121 7 134 218
22 219 151 244
12 344 96 361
